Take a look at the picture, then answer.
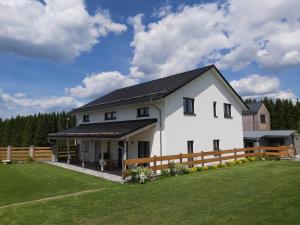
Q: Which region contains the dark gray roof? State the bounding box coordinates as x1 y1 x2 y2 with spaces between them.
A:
244 130 295 140
243 102 263 114
48 119 157 139
72 65 247 113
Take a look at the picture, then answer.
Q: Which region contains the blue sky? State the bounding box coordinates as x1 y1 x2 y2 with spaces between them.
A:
0 0 299 118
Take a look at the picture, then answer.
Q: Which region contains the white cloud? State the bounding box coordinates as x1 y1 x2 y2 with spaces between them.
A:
230 74 297 101
66 71 137 98
128 0 300 78
0 89 82 118
0 0 127 62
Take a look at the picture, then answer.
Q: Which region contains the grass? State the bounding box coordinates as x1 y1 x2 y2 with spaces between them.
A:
0 161 300 225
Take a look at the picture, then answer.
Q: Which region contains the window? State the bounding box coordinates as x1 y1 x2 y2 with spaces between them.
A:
83 115 90 123
213 101 218 118
224 103 232 118
105 111 116 120
183 98 195 115
187 141 194 162
260 114 266 124
213 140 220 151
138 141 150 158
137 107 149 117
213 140 220 157
187 141 194 154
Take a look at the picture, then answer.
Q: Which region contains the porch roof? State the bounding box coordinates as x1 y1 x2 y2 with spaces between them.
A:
48 119 157 139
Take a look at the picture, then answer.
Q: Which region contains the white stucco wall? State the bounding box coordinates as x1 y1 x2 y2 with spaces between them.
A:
162 69 245 155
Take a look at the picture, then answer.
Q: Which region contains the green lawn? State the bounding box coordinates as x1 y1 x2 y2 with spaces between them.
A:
0 161 300 225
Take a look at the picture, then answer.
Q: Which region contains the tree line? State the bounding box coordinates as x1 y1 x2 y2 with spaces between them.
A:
245 98 300 132
0 112 75 147
0 98 299 147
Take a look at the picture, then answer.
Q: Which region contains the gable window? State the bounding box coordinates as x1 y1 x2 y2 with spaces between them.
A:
213 101 218 118
224 103 232 118
260 114 266 124
183 98 195 115
83 115 90 123
105 111 116 120
137 107 149 118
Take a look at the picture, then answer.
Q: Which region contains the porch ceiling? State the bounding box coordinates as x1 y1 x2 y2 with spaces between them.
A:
48 119 157 140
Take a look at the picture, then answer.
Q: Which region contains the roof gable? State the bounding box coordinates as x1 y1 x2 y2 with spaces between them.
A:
243 102 263 114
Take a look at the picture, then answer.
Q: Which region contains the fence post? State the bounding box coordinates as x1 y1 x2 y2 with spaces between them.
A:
179 153 183 164
6 145 12 161
234 148 237 160
122 160 127 180
51 144 58 163
29 146 35 161
154 155 157 174
219 151 222 164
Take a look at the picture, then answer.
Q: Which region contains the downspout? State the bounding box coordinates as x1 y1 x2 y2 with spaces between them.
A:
149 101 163 159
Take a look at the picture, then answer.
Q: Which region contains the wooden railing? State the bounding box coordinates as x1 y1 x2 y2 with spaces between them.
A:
57 146 78 161
122 146 295 178
0 146 52 162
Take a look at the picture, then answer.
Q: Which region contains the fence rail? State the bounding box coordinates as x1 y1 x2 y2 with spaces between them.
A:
0 146 52 162
122 146 295 178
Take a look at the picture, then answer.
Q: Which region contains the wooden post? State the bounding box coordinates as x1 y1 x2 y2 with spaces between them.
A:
122 140 128 180
29 145 35 161
7 145 12 161
51 144 57 162
219 151 222 164
234 148 237 160
179 153 183 164
201 151 204 167
100 141 105 172
67 140 70 165
153 155 157 174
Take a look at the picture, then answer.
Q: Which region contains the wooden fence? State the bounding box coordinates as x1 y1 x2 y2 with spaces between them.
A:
57 146 79 161
122 146 295 178
0 146 52 162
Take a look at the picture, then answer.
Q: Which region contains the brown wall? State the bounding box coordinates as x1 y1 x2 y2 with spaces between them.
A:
242 104 271 131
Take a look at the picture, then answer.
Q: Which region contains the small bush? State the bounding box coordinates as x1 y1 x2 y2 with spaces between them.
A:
218 163 227 168
130 166 152 184
174 163 189 175
241 158 249 163
202 165 209 170
208 164 218 169
235 160 242 164
247 157 256 162
161 168 170 177
196 167 203 171
168 161 176 176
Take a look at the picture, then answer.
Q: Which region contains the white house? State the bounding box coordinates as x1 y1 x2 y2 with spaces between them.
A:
49 65 248 170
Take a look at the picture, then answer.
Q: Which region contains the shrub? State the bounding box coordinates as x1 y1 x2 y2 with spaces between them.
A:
168 161 176 176
225 161 234 166
235 160 242 164
130 166 152 184
202 165 209 170
218 163 227 168
208 164 218 169
161 168 170 177
196 166 203 171
241 158 249 163
248 157 256 162
174 163 189 175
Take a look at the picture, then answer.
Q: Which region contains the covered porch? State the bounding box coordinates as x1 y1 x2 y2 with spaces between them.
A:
48 119 157 178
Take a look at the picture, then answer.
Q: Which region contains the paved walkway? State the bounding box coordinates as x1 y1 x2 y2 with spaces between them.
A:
46 162 123 183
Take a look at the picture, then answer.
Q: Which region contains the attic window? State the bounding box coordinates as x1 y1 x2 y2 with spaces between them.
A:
183 98 195 115
260 114 266 124
83 115 90 123
224 103 232 118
